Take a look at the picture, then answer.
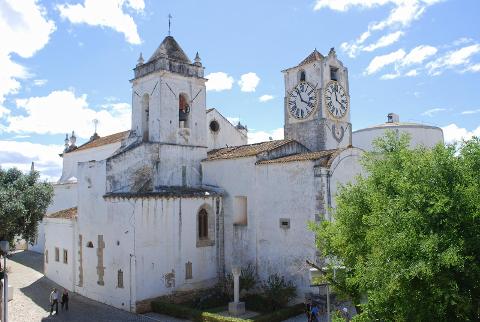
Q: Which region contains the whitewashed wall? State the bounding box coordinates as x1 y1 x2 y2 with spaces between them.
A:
44 217 76 291
75 159 134 311
353 125 444 151
60 142 122 183
206 109 247 151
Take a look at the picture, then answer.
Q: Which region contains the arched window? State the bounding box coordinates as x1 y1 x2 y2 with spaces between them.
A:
142 94 150 141
299 70 306 82
198 209 208 240
179 93 190 128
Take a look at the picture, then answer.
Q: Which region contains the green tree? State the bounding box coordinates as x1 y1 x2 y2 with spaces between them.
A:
0 167 54 245
311 132 480 321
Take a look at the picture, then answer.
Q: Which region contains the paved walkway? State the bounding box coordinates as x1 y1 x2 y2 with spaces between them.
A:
5 251 188 322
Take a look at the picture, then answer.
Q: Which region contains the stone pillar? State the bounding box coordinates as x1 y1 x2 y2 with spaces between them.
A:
228 266 245 316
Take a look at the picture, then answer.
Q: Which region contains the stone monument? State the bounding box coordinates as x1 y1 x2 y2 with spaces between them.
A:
228 266 245 316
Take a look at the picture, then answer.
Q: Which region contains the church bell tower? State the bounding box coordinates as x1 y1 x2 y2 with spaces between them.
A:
282 48 351 151
131 36 207 147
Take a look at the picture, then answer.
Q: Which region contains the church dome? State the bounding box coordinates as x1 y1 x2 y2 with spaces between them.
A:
148 36 191 63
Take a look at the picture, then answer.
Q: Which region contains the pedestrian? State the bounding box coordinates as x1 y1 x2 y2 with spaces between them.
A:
310 304 320 322
49 288 59 315
61 288 69 311
305 300 312 322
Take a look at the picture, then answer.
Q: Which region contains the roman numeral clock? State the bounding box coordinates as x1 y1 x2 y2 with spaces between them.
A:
283 48 352 151
288 82 318 119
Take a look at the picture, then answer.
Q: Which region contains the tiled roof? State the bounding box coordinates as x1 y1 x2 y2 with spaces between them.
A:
148 36 191 63
205 139 295 161
66 131 129 153
46 207 77 219
104 186 223 199
256 148 347 167
299 49 324 66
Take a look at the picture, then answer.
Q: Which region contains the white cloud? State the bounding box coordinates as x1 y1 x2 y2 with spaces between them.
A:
0 105 10 118
421 108 446 117
259 94 274 102
402 45 437 65
427 44 480 75
464 63 480 73
405 69 418 76
316 0 441 57
0 0 56 103
33 79 48 87
248 128 284 144
57 0 144 45
238 73 260 92
363 31 404 52
442 123 480 144
365 49 406 75
5 90 131 138
205 72 234 92
0 140 63 182
380 72 400 80
461 109 480 115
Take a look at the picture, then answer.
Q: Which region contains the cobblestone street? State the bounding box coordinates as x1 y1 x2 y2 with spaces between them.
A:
5 251 188 322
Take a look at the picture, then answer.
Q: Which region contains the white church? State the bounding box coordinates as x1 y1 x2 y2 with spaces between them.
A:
34 35 444 312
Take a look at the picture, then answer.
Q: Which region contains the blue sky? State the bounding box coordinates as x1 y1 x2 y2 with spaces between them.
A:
0 0 479 180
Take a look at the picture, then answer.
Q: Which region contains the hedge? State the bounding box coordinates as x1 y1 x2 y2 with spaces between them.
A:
151 300 304 322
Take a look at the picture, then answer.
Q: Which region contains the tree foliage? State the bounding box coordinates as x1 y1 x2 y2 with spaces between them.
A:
311 132 480 321
0 167 53 246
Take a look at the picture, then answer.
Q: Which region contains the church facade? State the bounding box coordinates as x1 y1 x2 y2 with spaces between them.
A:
40 36 443 312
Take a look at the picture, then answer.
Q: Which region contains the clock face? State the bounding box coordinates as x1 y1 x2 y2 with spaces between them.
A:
288 82 317 119
324 81 348 119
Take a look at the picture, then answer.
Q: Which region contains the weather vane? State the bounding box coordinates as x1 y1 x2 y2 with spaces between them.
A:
168 14 173 36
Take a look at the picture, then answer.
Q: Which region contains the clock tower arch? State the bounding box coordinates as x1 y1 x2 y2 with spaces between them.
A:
282 48 351 151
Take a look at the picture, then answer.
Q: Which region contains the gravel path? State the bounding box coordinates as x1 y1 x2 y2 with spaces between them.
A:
5 251 188 322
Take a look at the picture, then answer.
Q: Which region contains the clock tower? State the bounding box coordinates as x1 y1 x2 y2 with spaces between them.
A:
282 48 351 151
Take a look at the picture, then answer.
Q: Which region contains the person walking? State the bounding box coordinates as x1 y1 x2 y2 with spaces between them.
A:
49 288 59 315
61 289 69 311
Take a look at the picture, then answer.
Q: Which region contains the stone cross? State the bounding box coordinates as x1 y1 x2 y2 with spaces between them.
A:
228 266 245 316
232 266 241 303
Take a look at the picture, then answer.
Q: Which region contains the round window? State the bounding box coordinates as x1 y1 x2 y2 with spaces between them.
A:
209 120 220 132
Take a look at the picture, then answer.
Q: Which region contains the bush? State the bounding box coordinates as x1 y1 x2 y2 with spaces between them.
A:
151 301 202 320
260 273 297 310
224 263 258 297
253 304 304 322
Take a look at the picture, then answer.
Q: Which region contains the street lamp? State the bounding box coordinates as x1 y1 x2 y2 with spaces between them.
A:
0 240 9 322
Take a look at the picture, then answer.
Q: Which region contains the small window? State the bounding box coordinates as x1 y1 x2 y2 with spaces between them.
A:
45 250 48 263
63 249 68 264
198 209 208 240
86 241 94 248
280 218 290 229
300 70 306 82
55 247 59 262
330 67 338 81
185 262 193 280
118 270 124 288
209 120 220 132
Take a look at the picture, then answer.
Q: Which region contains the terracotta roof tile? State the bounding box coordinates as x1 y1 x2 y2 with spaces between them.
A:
205 139 294 161
46 207 77 219
66 131 129 153
256 148 347 166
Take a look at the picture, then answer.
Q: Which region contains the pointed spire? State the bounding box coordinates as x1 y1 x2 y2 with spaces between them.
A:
31 161 35 172
137 52 144 66
194 52 202 66
70 131 77 147
64 133 69 152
